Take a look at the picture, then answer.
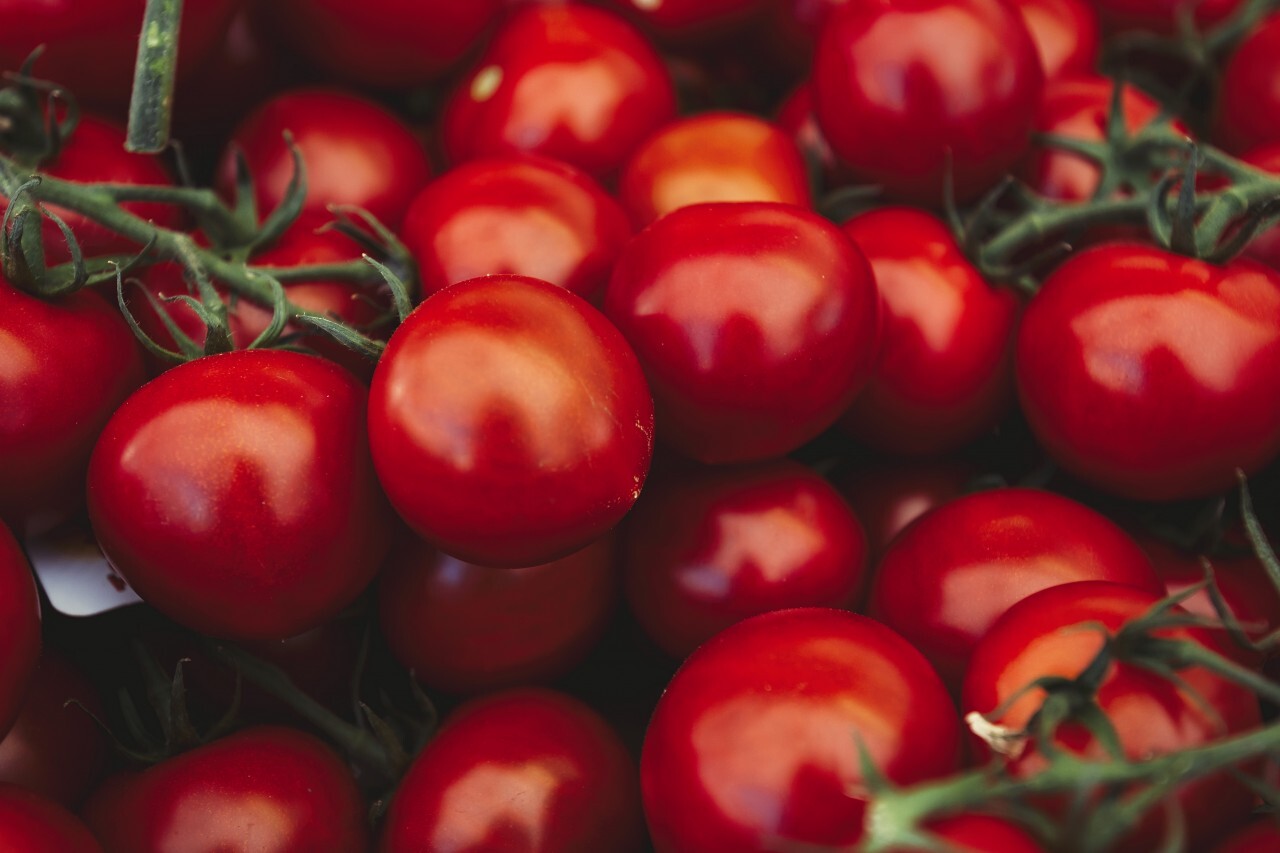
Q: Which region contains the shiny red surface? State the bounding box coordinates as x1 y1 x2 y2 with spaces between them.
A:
832 456 977 560
1218 16 1280 153
1013 0 1099 80
0 785 100 852
914 814 1047 852
607 0 767 40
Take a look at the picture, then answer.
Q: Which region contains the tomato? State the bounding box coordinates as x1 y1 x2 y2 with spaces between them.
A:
378 534 617 695
1091 0 1242 33
1015 244 1280 501
1013 0 1100 81
604 202 880 463
87 349 391 640
368 274 654 568
379 688 644 852
641 607 960 850
606 0 768 42
440 5 677 180
399 155 632 302
618 111 812 228
0 523 40 741
962 581 1262 848
1238 143 1280 271
0 784 100 853
775 82 849 190
903 814 1047 852
1218 16 1280 154
216 89 432 230
82 726 369 851
811 0 1043 203
622 460 867 658
1212 818 1280 853
839 207 1020 455
0 278 146 535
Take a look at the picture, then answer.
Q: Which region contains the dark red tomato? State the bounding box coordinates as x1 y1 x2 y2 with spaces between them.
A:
869 488 1162 690
1091 0 1241 33
268 0 499 88
0 651 105 807
0 523 40 741
775 82 849 190
83 727 369 851
440 5 677 180
0 278 145 535
1218 16 1280 154
623 460 867 658
0 785 100 852
901 814 1047 852
604 202 880 463
0 0 238 113
380 689 644 852
963 581 1261 849
618 111 812 228
642 608 959 850
606 0 767 41
399 155 632 302
1212 818 1280 853
1239 143 1280 271
1014 0 1099 80
378 534 617 695
217 89 432 229
87 349 391 640
368 275 654 568
1015 244 1280 501
811 0 1043 204
839 207 1020 456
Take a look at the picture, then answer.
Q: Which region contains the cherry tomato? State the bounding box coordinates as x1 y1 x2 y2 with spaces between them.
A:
368 274 654 568
216 89 432 230
399 155 632 302
82 726 369 851
1091 0 1242 34
440 5 677 180
606 0 768 42
0 784 100 853
1238 143 1280 271
87 349 392 640
812 0 1043 203
0 278 145 535
618 111 812 228
908 814 1047 852
839 207 1020 456
1015 244 1280 501
380 688 644 852
1013 0 1100 81
642 607 960 850
604 202 880 463
622 460 867 658
0 523 40 741
775 82 849 190
1212 818 1280 853
1218 16 1280 154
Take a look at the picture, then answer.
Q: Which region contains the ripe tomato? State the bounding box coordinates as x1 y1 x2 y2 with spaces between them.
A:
1091 0 1241 33
87 349 391 640
622 460 867 657
379 689 644 852
1217 16 1280 154
812 0 1043 203
1013 0 1100 81
606 0 768 42
82 727 369 851
1212 818 1280 853
906 814 1047 852
0 785 100 853
604 202 880 463
368 275 654 568
775 82 849 190
0 523 40 741
642 608 960 850
1237 143 1280 271
399 155 632 302
1015 244 1280 501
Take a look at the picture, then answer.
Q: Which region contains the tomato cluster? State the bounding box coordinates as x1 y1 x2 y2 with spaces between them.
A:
2 0 1280 850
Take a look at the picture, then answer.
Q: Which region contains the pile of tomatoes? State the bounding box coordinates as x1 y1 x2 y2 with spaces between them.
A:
3 0 1280 850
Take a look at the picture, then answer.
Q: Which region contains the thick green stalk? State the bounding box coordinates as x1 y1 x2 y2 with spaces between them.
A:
128 0 182 153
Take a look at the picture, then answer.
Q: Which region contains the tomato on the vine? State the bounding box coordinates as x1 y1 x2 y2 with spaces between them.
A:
0 784 100 853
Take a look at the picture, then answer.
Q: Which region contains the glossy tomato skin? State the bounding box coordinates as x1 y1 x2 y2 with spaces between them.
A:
0 279 145 535
0 523 40 741
604 202 880 463
910 815 1047 852
217 89 432 229
87 350 391 640
1015 244 1280 501
380 689 644 852
400 155 632 302
642 608 960 850
83 727 369 852
0 785 101 853
378 534 617 695
1218 16 1280 154
812 0 1043 204
839 207 1020 456
1014 0 1099 80
441 5 677 180
368 275 654 568
623 460 867 658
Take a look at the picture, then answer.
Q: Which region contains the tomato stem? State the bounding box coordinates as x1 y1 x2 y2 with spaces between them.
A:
126 0 182 154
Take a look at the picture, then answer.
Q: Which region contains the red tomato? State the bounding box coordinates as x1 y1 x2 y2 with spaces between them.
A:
368 275 654 568
839 207 1020 455
1218 16 1280 154
606 0 768 41
775 82 849 190
1212 818 1280 853
604 202 880 463
0 785 100 853
380 689 644 852
623 460 867 657
1091 0 1241 33
1015 244 1280 501
1238 143 1280 271
811 0 1043 203
905 814 1047 852
82 727 369 851
87 350 392 640
217 89 432 230
618 111 812 228
378 534 617 695
0 523 40 741
1013 0 1100 81
0 278 145 535
440 5 677 180
642 607 960 850
963 581 1262 849
399 155 632 302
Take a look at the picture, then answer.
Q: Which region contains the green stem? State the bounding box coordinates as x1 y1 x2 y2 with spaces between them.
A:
127 0 182 153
